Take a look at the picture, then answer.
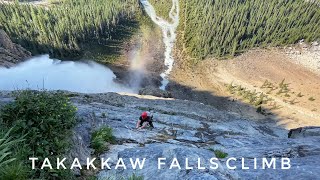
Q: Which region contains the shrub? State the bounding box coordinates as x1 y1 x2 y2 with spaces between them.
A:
128 174 144 180
1 90 77 156
101 174 144 180
0 90 77 179
0 161 29 180
309 97 316 101
91 126 115 154
101 112 107 118
86 175 98 180
256 106 263 114
297 92 303 97
214 150 228 159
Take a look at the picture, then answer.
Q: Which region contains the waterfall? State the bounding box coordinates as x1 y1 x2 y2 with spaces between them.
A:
140 0 179 90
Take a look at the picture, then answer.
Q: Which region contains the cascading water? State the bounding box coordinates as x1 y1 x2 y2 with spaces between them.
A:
140 0 179 90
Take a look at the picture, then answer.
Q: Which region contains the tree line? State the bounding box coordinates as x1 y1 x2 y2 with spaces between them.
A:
0 0 139 59
1 0 320 61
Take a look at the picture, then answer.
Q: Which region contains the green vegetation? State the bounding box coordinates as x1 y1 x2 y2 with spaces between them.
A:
309 97 316 101
0 90 77 179
0 0 139 60
260 79 292 97
128 174 144 180
91 126 115 154
276 79 290 95
297 92 304 98
261 79 305 105
2 0 320 62
0 128 24 167
211 149 228 159
227 78 317 113
101 174 144 180
148 0 172 21
227 82 272 107
0 161 29 180
181 0 320 59
151 0 320 60
227 79 293 113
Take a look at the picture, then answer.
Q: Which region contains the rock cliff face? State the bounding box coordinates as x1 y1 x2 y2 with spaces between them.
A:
0 29 31 67
0 91 319 179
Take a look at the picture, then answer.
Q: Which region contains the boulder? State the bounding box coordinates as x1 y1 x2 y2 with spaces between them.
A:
311 41 319 46
288 126 320 138
139 86 172 98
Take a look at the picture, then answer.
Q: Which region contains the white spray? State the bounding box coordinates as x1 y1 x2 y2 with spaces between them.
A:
128 43 145 90
140 0 179 90
0 55 134 93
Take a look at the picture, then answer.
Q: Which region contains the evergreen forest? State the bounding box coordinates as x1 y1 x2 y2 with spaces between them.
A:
150 0 320 60
1 0 320 60
0 0 139 59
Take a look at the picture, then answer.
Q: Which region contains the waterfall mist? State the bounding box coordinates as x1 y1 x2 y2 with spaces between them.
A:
0 55 134 93
127 44 146 90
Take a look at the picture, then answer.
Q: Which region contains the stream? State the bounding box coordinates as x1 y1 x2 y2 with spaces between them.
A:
140 0 179 90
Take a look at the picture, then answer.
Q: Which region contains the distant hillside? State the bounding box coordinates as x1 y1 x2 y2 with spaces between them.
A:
0 0 139 60
1 0 320 62
150 0 320 60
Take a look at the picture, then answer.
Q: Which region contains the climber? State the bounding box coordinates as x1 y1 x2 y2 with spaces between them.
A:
136 112 154 129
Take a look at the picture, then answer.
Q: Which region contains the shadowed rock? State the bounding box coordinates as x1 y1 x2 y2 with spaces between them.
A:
0 29 31 67
288 126 320 138
139 86 172 98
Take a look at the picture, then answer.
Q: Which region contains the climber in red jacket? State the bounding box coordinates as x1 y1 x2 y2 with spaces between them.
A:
136 112 154 129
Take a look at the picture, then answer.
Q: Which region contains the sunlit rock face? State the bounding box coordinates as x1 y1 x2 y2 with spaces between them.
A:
0 55 134 93
3 91 318 179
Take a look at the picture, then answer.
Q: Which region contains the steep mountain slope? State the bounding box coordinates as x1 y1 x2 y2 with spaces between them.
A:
1 91 318 179
39 93 320 179
0 29 31 67
170 46 320 129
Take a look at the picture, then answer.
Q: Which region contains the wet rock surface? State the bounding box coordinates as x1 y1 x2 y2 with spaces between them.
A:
1 91 320 179
0 29 31 67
